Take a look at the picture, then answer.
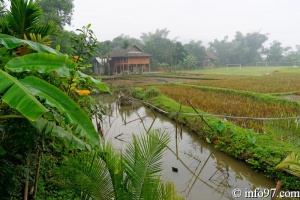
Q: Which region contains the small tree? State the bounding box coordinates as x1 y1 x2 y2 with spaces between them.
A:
183 54 197 69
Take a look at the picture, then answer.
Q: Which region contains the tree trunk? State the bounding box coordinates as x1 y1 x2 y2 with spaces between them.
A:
32 149 43 199
23 158 30 200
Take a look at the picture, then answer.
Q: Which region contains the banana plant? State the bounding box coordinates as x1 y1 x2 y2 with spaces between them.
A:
0 33 61 55
0 33 108 150
0 69 98 150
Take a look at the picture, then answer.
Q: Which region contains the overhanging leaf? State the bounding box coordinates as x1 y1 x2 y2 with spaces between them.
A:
30 118 90 150
5 53 75 77
0 69 48 121
20 76 100 148
0 34 61 55
78 71 111 93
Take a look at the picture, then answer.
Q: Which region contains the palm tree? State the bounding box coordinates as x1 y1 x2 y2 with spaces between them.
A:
7 0 42 38
52 131 184 200
1 0 60 51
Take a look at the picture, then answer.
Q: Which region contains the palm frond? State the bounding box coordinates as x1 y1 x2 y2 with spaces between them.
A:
7 0 42 37
124 131 170 199
33 20 60 37
52 132 184 200
275 152 300 177
52 147 115 200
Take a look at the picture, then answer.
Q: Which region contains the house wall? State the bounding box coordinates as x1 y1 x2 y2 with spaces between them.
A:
128 57 150 65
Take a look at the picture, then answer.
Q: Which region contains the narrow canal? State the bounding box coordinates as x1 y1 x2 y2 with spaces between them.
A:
95 94 275 200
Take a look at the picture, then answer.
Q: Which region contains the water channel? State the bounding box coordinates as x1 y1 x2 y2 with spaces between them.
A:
95 94 276 200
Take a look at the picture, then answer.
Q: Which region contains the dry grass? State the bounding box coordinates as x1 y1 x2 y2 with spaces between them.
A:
156 85 300 132
184 72 300 93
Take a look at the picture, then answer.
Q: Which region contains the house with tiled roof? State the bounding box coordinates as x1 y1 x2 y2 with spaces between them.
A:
92 45 151 75
203 52 218 67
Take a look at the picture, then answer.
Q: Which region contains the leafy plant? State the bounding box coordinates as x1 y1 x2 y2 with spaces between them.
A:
144 87 161 99
276 152 300 177
52 131 184 200
0 33 108 198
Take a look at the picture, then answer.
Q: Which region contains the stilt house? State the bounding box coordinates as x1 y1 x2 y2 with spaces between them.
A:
93 45 151 75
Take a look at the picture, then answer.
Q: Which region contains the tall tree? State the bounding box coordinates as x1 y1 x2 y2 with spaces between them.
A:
36 0 74 27
141 28 185 69
265 41 289 63
285 45 300 62
50 29 77 54
184 40 206 67
110 34 142 49
172 41 187 66
209 32 268 66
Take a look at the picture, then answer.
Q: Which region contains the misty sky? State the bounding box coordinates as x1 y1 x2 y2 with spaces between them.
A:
65 0 300 48
63 0 299 48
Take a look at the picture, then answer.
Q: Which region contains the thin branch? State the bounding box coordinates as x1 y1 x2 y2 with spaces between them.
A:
186 100 214 132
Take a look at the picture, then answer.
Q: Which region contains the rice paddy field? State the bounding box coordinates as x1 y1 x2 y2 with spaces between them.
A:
168 68 300 143
129 66 300 190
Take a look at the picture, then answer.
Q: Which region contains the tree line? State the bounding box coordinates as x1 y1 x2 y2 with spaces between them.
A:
99 30 300 69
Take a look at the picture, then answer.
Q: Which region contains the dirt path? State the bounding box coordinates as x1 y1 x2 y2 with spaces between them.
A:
102 76 198 86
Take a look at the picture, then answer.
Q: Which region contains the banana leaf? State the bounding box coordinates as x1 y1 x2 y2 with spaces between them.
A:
78 71 111 93
0 69 48 121
30 118 90 150
20 76 100 148
5 53 75 77
0 34 61 55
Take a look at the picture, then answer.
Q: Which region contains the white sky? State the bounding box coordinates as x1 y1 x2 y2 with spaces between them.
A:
7 0 299 48
65 0 300 48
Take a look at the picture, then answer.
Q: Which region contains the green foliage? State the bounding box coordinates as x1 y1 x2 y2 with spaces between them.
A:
265 40 290 62
183 40 206 66
182 54 197 69
275 152 300 177
144 87 161 99
0 47 13 70
77 71 110 93
0 32 110 198
30 118 90 150
70 24 97 67
7 0 42 38
0 69 48 121
37 0 74 27
0 33 62 55
140 28 187 69
20 76 100 148
208 32 268 66
50 30 76 54
110 34 142 49
5 53 75 76
0 118 40 198
52 131 184 200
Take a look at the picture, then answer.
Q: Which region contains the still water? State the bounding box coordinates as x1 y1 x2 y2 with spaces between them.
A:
95 95 275 200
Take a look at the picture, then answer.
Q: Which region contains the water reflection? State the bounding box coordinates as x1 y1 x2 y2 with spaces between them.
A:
95 95 275 200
